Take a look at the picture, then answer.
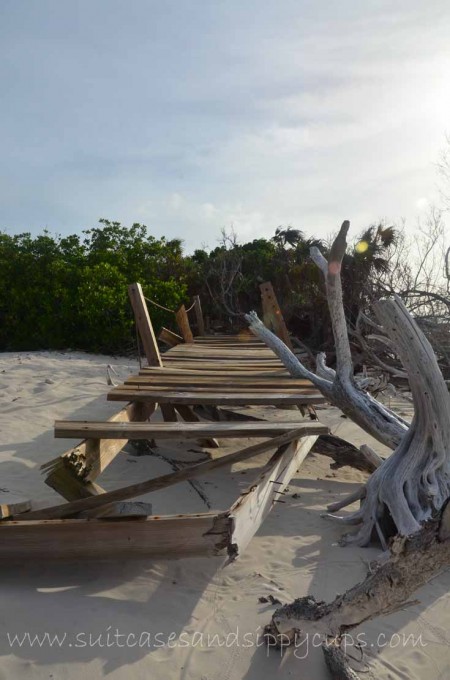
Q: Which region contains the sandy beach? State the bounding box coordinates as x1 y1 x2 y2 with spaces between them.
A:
0 351 448 679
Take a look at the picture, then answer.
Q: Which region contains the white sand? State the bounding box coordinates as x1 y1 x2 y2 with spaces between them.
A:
0 351 448 679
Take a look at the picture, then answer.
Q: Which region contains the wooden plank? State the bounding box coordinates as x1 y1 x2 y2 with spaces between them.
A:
128 283 163 367
20 429 322 521
260 281 294 351
228 434 318 558
193 295 205 336
55 421 328 440
165 345 275 354
0 513 231 560
130 376 313 388
123 382 320 394
133 372 311 382
175 305 194 343
163 353 280 360
140 367 289 377
160 362 283 371
158 327 183 347
107 388 326 405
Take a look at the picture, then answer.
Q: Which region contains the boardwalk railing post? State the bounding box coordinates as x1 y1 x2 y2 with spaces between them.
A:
128 283 163 366
193 295 205 336
176 305 194 343
259 281 294 351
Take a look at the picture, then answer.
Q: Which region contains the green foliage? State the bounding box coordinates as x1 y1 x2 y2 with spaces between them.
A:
0 218 399 356
0 221 188 354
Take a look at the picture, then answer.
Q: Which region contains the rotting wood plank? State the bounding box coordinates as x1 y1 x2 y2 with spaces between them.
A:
228 434 319 559
122 383 320 394
107 388 326 406
163 355 281 362
0 513 232 560
130 377 313 388
132 373 312 383
164 345 276 354
149 364 285 372
54 421 328 440
139 368 289 377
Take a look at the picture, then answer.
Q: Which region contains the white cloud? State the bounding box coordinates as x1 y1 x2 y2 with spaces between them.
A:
1 0 449 247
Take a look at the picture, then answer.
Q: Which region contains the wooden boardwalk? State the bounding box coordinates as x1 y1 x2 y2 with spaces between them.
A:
0 283 328 561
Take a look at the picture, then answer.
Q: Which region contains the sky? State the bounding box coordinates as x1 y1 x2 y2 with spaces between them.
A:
1 0 450 252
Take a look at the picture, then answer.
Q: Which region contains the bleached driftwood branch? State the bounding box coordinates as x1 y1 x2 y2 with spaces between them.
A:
246 221 408 450
247 220 450 545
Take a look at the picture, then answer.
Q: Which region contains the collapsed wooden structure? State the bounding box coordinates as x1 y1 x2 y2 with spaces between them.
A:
0 283 328 561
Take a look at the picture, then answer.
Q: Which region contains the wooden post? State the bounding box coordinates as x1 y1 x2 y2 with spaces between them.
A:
193 295 205 336
128 283 163 366
259 281 294 351
176 305 194 343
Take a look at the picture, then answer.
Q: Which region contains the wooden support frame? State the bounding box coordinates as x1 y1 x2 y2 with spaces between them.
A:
19 300 327 561
128 283 163 366
175 304 194 343
259 281 294 351
29 428 325 521
3 430 322 561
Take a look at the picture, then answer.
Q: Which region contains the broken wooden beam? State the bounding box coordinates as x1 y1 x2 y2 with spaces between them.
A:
0 513 232 560
54 420 328 441
229 434 320 559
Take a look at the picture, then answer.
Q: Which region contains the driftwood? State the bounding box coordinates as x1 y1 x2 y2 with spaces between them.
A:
265 501 450 679
330 295 450 545
248 220 450 545
312 435 383 474
246 222 408 450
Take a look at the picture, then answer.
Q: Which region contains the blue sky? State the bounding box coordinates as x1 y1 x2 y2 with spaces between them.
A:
1 0 449 251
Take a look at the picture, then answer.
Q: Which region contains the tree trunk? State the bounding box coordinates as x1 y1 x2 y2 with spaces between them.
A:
246 222 408 451
333 295 450 545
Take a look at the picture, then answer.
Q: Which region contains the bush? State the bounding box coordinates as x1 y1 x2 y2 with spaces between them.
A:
0 221 188 354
